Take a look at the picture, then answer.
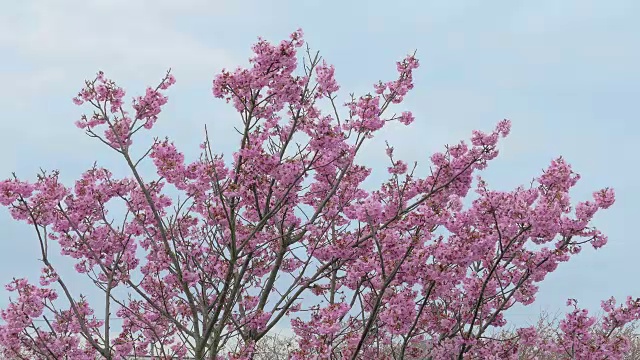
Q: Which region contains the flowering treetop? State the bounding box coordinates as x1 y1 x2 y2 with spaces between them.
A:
0 29 637 360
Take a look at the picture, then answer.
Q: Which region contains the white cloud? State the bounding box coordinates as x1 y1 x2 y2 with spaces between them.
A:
0 0 238 95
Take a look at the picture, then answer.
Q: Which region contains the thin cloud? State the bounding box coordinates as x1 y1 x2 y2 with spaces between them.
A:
0 0 238 91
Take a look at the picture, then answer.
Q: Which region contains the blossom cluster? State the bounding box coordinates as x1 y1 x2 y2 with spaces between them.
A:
0 29 635 360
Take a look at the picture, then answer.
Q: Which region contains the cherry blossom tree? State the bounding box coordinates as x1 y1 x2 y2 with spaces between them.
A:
0 29 638 360
491 309 640 360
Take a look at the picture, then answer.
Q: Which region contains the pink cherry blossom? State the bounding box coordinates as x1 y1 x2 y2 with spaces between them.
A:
0 29 636 360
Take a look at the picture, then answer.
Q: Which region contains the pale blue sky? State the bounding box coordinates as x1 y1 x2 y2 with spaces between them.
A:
0 0 638 331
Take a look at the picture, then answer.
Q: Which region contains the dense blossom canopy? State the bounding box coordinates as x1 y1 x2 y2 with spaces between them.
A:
0 29 637 359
